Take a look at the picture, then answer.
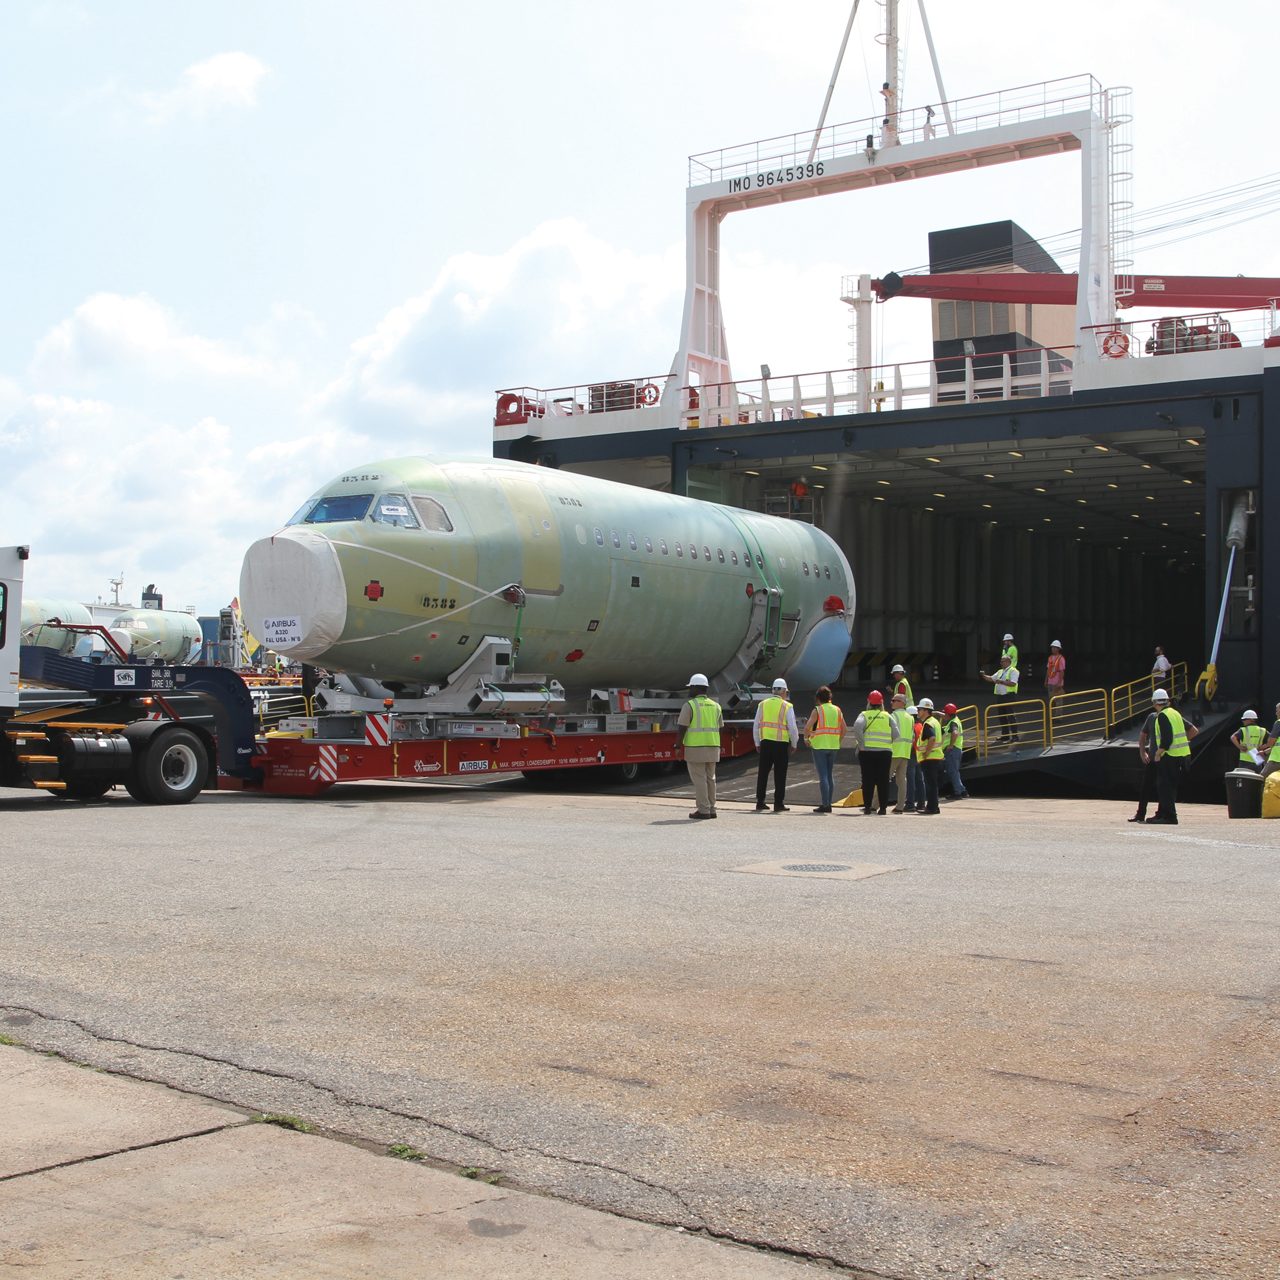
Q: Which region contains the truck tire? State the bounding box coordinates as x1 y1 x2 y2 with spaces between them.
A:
127 726 208 804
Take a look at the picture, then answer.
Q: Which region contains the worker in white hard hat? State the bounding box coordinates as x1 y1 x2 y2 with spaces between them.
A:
1145 686 1197 824
1045 640 1066 700
1001 632 1019 670
678 673 724 820
981 653 1021 744
889 663 913 708
914 698 944 814
1230 709 1266 770
888 691 914 813
753 677 798 812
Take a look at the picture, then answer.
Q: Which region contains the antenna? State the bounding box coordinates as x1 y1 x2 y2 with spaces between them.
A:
109 574 124 606
807 1 862 165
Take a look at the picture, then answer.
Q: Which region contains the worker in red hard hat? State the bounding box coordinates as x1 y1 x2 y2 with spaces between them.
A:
941 701 970 800
849 688 896 815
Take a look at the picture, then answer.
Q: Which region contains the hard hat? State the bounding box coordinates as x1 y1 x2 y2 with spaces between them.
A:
906 705 918 715
771 678 788 691
944 702 958 715
1002 633 1013 642
891 664 905 674
1050 640 1062 649
688 673 709 688
1242 709 1258 720
867 690 884 705
1152 688 1170 702
918 697 934 709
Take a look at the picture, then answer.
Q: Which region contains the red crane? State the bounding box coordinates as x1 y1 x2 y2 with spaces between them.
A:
873 272 1280 309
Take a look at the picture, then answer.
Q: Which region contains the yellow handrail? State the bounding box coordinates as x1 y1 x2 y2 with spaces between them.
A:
980 698 1047 756
1048 688 1109 745
1108 661 1189 730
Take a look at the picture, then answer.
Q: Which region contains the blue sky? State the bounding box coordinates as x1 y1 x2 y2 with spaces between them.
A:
3 1 1276 611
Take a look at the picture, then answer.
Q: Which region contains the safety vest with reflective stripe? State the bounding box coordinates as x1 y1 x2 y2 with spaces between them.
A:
759 696 791 742
1002 643 1019 669
944 716 964 751
684 696 723 748
1237 723 1265 762
921 715 944 761
1160 707 1191 757
810 702 842 749
862 707 892 750
890 709 913 758
1271 728 1280 764
994 665 1019 695
893 677 913 707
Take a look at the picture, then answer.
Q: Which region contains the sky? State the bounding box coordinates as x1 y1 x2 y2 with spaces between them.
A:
2 0 1277 613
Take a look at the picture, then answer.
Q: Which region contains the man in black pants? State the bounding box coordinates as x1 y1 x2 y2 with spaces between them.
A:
753 678 798 812
1128 709 1158 823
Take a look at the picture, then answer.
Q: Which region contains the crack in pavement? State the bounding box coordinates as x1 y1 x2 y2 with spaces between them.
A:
0 1122 248 1184
0 1005 712 1233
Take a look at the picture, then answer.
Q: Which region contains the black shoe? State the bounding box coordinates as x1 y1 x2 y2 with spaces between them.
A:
689 811 712 820
1145 816 1177 824
1127 815 1145 823
812 806 827 813
862 807 873 815
877 809 887 815
774 805 790 812
709 811 718 818
754 803 768 812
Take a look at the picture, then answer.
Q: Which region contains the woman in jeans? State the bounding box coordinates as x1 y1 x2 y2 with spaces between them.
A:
803 686 847 813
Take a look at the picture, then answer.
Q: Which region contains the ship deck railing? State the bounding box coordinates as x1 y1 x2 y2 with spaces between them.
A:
686 75 1105 187
684 346 1077 428
1083 303 1280 361
493 307 1280 435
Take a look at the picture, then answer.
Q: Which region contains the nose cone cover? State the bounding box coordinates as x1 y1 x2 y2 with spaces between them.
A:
240 527 347 660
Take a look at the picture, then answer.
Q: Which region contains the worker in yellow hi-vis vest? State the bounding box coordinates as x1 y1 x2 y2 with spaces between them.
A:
803 685 846 814
1146 687 1197 824
754 678 798 812
677 672 724 821
849 689 895 815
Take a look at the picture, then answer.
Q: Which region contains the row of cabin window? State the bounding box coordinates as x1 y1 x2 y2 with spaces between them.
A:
592 526 832 580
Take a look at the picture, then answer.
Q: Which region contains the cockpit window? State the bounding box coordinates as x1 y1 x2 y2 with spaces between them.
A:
296 493 374 524
411 495 454 533
371 493 420 529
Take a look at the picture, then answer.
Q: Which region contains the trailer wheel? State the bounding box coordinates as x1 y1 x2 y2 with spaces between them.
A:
611 761 642 784
128 727 208 804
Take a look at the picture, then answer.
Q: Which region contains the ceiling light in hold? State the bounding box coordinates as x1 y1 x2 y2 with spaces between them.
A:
1008 450 1024 458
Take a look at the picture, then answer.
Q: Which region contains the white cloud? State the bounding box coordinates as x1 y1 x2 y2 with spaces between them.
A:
32 293 283 386
0 387 367 612
114 52 269 125
318 218 683 450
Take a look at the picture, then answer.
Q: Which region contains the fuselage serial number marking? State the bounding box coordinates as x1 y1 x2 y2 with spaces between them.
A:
728 161 824 194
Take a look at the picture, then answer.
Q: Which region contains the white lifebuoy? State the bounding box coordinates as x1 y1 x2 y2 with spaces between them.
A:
1101 331 1130 358
639 383 660 407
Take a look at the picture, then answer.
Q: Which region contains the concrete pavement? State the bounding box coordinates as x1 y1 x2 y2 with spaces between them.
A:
0 1044 830 1278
